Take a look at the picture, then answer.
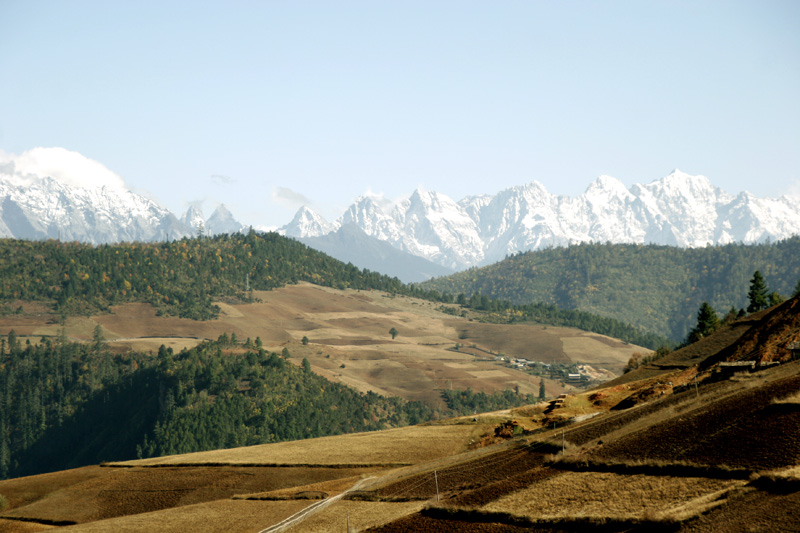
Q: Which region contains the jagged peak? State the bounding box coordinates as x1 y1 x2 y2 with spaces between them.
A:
288 205 327 225
585 174 629 194
657 169 713 188
209 203 233 217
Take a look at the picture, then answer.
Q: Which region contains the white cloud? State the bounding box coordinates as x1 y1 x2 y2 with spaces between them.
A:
211 174 236 184
0 147 127 190
271 186 312 206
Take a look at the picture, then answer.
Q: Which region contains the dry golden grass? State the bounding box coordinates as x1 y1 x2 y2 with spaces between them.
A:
116 425 480 467
772 390 800 404
284 500 425 532
234 475 366 500
482 471 743 521
56 499 307 533
2 283 645 407
0 519 56 532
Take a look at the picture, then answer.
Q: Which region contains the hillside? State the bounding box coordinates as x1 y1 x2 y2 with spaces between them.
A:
0 234 668 348
0 282 648 481
1 295 798 531
422 238 800 340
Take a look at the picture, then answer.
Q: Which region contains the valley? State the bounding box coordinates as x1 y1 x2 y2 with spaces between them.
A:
1 293 798 531
2 283 640 407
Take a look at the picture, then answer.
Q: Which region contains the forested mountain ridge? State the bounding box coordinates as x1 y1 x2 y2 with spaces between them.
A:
0 233 669 347
0 231 412 320
421 238 800 341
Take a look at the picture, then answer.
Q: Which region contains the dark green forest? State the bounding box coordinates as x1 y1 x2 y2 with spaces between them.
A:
0 231 412 320
422 238 800 341
0 333 429 480
0 331 553 480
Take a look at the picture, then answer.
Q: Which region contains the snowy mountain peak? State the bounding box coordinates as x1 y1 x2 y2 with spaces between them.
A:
0 147 127 191
323 170 800 271
181 205 205 232
0 149 194 243
206 204 245 236
585 175 630 199
279 206 335 238
653 169 716 195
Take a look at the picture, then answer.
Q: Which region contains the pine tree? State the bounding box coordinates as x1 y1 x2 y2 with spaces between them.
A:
687 302 719 344
768 291 785 307
538 378 546 402
747 271 769 313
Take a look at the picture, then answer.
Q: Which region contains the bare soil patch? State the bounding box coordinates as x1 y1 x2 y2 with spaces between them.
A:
590 375 800 470
679 486 800 532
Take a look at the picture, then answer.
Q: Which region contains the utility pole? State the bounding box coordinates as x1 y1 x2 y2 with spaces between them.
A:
346 511 350 532
562 429 565 454
434 470 440 502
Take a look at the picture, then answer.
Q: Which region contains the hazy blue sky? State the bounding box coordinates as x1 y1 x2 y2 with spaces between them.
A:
1 1 798 228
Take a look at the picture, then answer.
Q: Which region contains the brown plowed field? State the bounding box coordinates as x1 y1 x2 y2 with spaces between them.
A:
0 465 379 525
358 446 548 502
679 487 800 532
369 513 533 533
591 376 800 470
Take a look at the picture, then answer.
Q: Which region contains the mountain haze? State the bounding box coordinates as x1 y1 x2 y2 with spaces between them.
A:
300 223 454 283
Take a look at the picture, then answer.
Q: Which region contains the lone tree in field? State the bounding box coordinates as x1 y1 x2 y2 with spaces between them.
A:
747 271 769 313
389 327 398 340
538 377 546 402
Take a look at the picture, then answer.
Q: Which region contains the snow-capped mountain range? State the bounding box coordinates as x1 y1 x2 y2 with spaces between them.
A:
279 170 800 270
0 147 244 242
2 148 798 275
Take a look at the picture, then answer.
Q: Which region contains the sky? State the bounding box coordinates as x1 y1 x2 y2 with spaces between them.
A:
1 1 798 229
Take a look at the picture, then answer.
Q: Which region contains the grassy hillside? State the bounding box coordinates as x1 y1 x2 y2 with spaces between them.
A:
421 238 800 340
0 233 666 346
1 295 798 531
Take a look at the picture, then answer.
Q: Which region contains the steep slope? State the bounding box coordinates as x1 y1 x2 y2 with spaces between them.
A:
2 296 798 532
